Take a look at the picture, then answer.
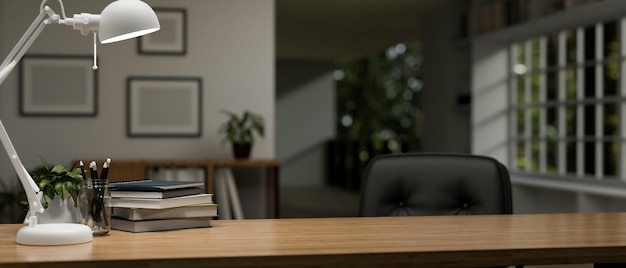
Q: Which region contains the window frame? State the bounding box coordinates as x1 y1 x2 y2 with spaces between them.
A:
508 19 626 182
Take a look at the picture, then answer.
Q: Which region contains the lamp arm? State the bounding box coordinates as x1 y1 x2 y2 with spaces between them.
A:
0 0 152 228
0 119 43 223
0 0 159 246
0 6 56 72
0 5 62 225
0 6 58 85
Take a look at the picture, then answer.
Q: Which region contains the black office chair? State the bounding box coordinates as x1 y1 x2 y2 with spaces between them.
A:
359 153 518 268
359 152 512 218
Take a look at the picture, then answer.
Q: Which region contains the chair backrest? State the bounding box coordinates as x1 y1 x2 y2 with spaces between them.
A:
359 153 513 217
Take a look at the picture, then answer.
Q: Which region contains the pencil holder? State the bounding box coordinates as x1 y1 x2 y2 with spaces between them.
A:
78 179 111 235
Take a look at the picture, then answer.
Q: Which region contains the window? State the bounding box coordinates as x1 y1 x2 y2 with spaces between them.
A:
509 19 626 180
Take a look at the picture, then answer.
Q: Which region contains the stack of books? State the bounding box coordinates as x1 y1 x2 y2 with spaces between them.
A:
109 180 217 233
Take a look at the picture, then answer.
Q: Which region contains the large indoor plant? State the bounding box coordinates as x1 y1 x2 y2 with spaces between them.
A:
218 109 264 158
24 155 84 223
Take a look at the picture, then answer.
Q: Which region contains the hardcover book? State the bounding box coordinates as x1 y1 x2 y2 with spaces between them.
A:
110 186 204 199
111 217 212 233
109 180 205 191
113 203 218 220
111 193 213 209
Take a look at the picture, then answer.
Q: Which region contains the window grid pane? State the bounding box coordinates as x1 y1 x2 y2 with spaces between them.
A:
577 27 585 177
508 19 626 181
517 141 525 170
595 23 604 180
524 38 533 173
619 18 626 180
547 139 557 174
557 32 566 175
531 139 540 171
566 141 577 174
604 141 618 177
566 29 577 65
584 141 595 175
565 67 577 100
510 42 521 172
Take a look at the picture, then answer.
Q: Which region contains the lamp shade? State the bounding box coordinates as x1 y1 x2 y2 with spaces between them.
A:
98 0 160 44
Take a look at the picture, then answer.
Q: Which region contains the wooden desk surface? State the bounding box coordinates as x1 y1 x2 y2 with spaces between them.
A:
2 213 626 267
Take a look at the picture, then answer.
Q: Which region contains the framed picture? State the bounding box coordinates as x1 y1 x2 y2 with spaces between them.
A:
138 8 187 55
127 77 202 137
19 55 97 116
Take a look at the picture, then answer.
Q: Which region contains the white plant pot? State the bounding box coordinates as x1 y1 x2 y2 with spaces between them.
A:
24 195 79 224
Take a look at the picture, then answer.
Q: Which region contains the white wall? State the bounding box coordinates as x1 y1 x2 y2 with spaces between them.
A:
421 2 471 153
276 60 336 187
0 0 275 183
470 40 509 162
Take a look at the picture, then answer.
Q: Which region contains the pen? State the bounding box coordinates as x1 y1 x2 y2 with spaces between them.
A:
89 161 101 222
89 161 98 182
100 159 111 227
101 158 111 181
79 161 87 182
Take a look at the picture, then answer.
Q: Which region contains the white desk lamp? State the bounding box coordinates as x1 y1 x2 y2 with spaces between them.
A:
0 0 159 246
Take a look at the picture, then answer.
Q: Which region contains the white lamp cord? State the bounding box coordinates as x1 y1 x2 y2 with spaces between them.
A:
41 0 99 69
93 32 98 70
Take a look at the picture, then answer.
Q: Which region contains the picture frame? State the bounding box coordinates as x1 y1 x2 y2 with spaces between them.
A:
138 8 187 55
19 55 97 116
127 77 202 137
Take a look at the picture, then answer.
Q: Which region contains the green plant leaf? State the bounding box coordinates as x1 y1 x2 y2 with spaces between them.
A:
51 164 69 174
38 179 51 191
218 109 265 146
23 155 84 210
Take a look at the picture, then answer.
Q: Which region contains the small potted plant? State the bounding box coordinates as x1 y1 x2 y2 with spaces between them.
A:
218 109 265 158
23 155 83 223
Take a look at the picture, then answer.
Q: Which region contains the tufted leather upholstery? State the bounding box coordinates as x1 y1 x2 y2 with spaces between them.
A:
359 153 512 217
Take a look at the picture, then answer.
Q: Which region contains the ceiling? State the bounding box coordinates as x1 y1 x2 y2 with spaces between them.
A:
276 0 451 63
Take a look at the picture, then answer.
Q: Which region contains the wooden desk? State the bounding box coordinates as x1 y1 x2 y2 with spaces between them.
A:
106 158 280 218
3 213 626 267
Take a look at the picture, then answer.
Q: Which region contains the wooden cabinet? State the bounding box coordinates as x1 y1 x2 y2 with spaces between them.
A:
104 158 280 218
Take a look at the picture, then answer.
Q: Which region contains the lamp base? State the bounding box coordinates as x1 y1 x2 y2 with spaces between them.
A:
16 223 93 246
